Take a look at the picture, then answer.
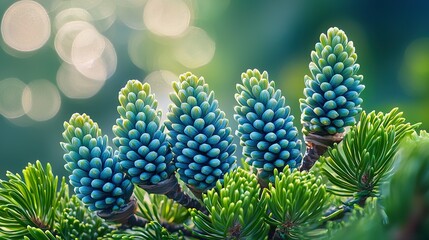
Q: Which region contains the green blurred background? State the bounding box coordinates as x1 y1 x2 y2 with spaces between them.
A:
1 0 429 178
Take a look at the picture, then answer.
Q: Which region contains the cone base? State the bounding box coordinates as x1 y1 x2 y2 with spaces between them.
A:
138 174 178 195
97 196 138 225
300 132 344 171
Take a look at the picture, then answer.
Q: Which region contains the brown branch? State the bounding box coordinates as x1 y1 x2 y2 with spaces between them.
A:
139 174 206 212
300 132 344 171
96 196 203 238
97 197 148 228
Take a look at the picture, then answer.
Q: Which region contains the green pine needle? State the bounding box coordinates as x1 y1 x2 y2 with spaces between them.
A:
133 187 190 225
322 108 419 201
266 166 329 239
191 168 269 239
25 227 60 240
326 198 384 240
56 195 111 240
0 161 67 239
105 221 182 240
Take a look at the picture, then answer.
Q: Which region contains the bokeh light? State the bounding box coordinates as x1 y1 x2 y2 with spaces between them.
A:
174 27 215 68
87 0 116 32
54 8 93 30
117 0 147 30
54 0 103 11
143 0 191 37
143 70 177 123
1 0 51 52
128 31 176 71
56 63 105 99
55 21 96 63
71 28 117 81
0 78 27 119
21 79 61 121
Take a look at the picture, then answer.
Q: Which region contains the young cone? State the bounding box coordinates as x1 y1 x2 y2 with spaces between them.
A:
61 113 143 227
165 72 237 197
300 27 365 171
112 80 203 211
234 69 302 184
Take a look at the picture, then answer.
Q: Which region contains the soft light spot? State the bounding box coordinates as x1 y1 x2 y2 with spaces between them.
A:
56 63 105 99
71 28 117 81
54 8 93 30
55 21 96 63
0 78 27 119
174 27 215 68
128 31 152 71
144 70 177 122
22 80 61 121
143 0 191 37
117 0 147 30
52 0 102 10
1 0 51 52
87 0 117 32
128 31 175 71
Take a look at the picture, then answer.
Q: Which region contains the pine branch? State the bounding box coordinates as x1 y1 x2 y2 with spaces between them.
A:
0 161 67 239
138 174 205 212
191 168 269 239
322 108 418 204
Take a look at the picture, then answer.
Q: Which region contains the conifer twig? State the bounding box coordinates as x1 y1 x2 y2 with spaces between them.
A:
300 132 344 171
138 174 205 212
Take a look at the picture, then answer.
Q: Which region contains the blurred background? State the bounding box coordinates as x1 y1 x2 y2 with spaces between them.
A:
1 0 429 177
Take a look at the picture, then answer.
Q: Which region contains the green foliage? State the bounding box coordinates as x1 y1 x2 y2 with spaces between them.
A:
323 131 429 240
112 80 175 185
105 221 182 240
133 187 190 224
0 161 67 239
234 69 302 182
300 27 365 135
326 198 385 240
25 227 60 240
165 72 237 192
61 113 134 212
382 131 429 239
322 108 418 201
57 195 111 240
5 26 427 240
266 166 329 239
191 168 269 240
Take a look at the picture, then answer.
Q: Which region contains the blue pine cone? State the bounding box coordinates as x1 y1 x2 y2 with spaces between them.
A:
61 113 134 212
234 69 302 181
165 72 237 192
300 27 365 135
112 80 175 185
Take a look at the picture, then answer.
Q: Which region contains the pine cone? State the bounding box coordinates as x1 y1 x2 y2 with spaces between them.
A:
112 80 175 185
300 27 365 135
165 72 237 192
234 69 302 182
61 113 134 212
